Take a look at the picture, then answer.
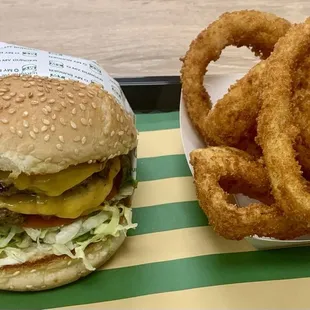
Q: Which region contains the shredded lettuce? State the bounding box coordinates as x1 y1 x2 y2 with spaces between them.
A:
0 203 137 271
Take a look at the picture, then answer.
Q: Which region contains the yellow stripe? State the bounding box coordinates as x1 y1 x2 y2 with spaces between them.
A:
100 226 255 270
138 129 183 158
133 176 196 208
56 277 310 309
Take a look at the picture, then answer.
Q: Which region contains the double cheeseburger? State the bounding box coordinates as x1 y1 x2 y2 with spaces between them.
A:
0 75 138 291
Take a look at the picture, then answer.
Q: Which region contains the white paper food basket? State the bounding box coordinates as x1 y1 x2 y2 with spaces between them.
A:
0 42 137 183
179 74 310 250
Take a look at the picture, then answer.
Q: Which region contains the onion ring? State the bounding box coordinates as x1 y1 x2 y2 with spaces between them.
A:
257 21 310 223
190 147 310 240
181 10 291 152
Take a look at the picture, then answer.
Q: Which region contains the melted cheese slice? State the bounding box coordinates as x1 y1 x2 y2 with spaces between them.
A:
0 157 121 218
11 162 107 197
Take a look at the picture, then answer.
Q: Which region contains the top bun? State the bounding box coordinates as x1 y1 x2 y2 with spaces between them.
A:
0 75 137 176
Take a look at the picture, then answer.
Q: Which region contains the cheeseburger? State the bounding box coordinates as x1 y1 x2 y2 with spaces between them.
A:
0 75 138 291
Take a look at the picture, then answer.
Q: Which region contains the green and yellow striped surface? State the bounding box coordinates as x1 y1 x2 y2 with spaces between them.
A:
2 111 310 309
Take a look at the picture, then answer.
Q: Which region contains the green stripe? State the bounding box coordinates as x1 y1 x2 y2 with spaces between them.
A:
128 201 208 236
137 155 191 181
4 247 310 309
136 112 179 132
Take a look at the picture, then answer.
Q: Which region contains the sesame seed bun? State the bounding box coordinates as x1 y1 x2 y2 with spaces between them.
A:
0 231 126 291
0 75 137 176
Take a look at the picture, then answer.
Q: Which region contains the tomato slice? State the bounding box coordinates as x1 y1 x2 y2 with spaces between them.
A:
22 215 75 228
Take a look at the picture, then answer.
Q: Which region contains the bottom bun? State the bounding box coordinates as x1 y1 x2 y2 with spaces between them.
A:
0 231 126 291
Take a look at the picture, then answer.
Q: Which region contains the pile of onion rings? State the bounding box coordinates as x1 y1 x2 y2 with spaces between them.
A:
181 10 310 240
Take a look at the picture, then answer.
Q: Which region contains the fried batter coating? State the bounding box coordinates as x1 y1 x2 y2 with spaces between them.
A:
181 10 291 153
190 147 310 240
258 21 310 223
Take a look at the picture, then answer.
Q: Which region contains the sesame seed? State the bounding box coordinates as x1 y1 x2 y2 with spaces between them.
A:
81 118 88 125
52 114 56 120
42 119 50 125
8 108 16 114
44 134 50 142
21 77 28 81
23 83 31 88
66 92 74 99
9 127 15 134
120 116 124 123
30 81 35 86
31 100 39 105
82 99 88 104
73 85 80 91
46 84 52 89
40 97 47 103
116 114 120 121
69 99 75 105
0 88 8 93
87 93 94 98
58 93 65 99
4 81 10 86
79 84 86 89
4 102 10 109
71 108 76 115
41 126 48 132
51 125 56 132
52 81 60 86
114 142 118 148
91 102 97 109
10 92 16 97
88 160 93 164
28 92 33 98
57 86 64 91
89 118 93 126
48 99 55 104
33 126 39 133
13 271 20 276
45 105 52 112
73 136 81 142
0 93 4 96
22 111 29 117
26 285 33 289
23 120 29 128
74 148 79 154
15 97 24 103
81 136 87 145
118 131 124 136
29 131 36 139
59 136 64 143
99 140 104 146
79 103 86 111
60 118 66 126
54 106 61 112
78 92 85 97
45 157 52 163
1 118 8 124
111 131 115 137
30 269 36 273
37 87 44 92
2 95 10 101
17 130 23 138
60 101 66 108
56 144 63 151
42 108 48 115
19 93 26 99
70 121 77 129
